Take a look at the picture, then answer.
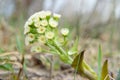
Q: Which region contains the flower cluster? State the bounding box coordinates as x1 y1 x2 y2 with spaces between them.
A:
24 11 69 53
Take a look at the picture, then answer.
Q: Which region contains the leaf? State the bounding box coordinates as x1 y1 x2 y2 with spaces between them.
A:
101 60 110 80
72 50 97 80
98 45 102 80
16 36 24 54
0 63 12 71
116 69 120 80
71 50 84 70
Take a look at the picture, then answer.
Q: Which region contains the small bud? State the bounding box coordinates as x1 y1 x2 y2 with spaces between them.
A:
49 18 58 28
38 11 46 19
38 35 46 44
24 25 30 34
27 19 33 25
34 21 41 27
26 33 35 42
60 28 69 36
37 26 46 34
40 19 48 27
45 31 55 39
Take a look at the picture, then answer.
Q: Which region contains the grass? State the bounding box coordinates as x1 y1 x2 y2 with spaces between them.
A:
98 45 102 80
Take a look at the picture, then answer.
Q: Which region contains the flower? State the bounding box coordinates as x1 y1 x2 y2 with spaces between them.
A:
45 31 55 39
31 45 42 53
26 33 35 42
24 24 30 34
60 28 69 36
49 18 58 28
37 26 46 33
38 11 46 19
38 35 46 44
53 13 61 19
40 20 48 26
34 21 41 27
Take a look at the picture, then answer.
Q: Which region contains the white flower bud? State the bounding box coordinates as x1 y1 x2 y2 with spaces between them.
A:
45 31 55 39
37 26 46 34
27 19 33 25
49 18 58 28
38 11 46 19
38 35 46 44
40 20 48 26
60 28 69 36
26 33 35 42
24 25 30 34
34 21 41 27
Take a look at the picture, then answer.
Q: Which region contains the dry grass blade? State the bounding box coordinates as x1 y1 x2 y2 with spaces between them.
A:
0 51 19 57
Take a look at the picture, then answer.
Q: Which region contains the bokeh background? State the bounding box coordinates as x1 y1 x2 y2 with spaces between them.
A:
0 0 120 79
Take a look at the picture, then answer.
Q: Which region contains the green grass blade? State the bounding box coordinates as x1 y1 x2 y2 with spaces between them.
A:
116 69 120 80
98 45 102 80
16 36 24 54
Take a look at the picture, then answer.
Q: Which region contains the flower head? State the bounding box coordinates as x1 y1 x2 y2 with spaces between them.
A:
49 18 58 28
61 28 69 36
38 11 46 19
34 21 41 27
40 19 48 26
38 35 46 44
45 31 55 39
24 25 30 34
26 33 35 41
37 26 46 33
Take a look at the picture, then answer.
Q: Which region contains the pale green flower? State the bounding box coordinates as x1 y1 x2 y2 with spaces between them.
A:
34 21 41 27
27 19 33 25
40 19 48 26
49 18 58 28
31 45 42 53
60 28 69 36
38 35 46 44
37 26 46 33
38 11 46 19
53 13 61 19
26 33 35 42
45 31 55 39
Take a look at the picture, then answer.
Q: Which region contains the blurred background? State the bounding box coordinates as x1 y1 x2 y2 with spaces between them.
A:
0 0 120 76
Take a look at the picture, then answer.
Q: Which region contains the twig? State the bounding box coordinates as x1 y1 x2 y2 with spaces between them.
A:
17 55 24 80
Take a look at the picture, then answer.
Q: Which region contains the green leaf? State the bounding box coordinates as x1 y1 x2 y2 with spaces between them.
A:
72 50 97 80
16 36 24 53
98 45 102 80
71 50 84 70
0 63 12 71
101 60 110 80
116 69 120 80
